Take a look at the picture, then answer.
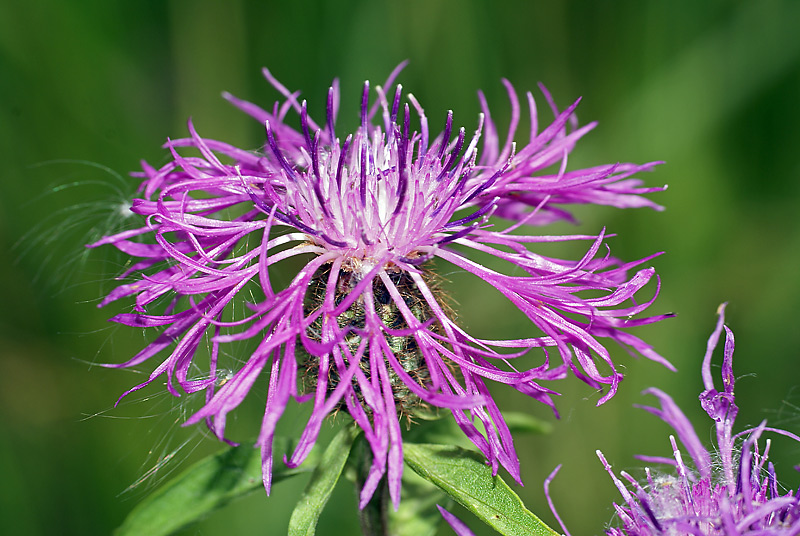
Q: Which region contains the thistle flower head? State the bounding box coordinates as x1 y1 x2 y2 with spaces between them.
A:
90 64 670 508
595 304 800 535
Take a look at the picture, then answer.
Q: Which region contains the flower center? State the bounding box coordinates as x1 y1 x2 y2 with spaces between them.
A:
300 262 437 420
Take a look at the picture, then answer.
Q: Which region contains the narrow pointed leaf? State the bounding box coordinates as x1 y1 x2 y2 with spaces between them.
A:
404 443 560 536
389 465 450 536
288 425 360 536
502 412 553 435
406 411 551 453
115 437 319 536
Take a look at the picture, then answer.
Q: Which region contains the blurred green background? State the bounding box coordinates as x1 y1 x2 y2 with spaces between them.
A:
2 1 799 535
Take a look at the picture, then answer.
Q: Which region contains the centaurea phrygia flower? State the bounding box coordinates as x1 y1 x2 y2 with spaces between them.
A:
89 64 671 508
588 304 800 535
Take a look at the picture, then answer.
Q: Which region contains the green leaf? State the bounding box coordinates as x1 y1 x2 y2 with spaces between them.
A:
389 466 450 536
403 443 560 536
115 437 318 536
403 411 472 448
405 411 551 449
288 425 360 536
502 412 553 435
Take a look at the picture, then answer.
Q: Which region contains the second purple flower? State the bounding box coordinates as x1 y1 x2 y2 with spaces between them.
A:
91 63 671 508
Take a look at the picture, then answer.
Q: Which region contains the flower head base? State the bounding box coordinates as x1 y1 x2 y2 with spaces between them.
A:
596 304 800 535
90 64 670 508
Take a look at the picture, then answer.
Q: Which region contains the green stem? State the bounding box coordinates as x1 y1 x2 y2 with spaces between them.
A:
353 437 389 536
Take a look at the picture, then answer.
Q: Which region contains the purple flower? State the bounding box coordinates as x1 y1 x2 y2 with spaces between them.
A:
591 304 800 535
89 64 670 508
